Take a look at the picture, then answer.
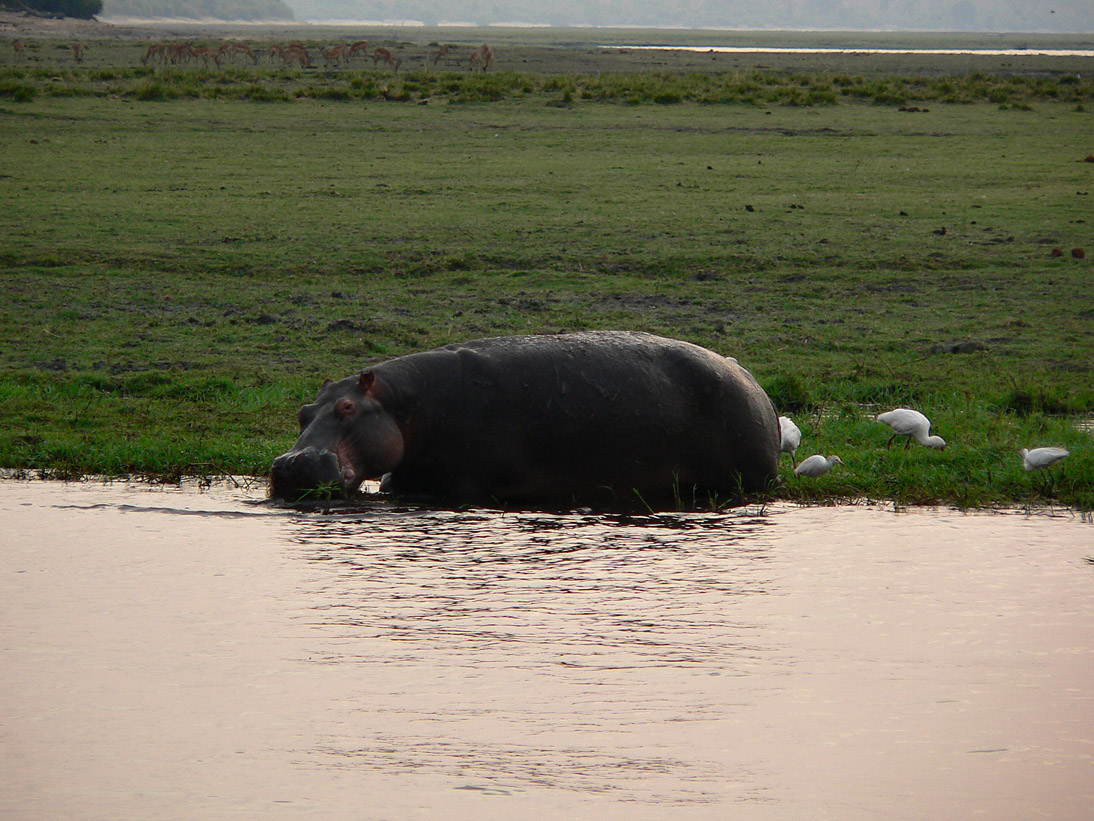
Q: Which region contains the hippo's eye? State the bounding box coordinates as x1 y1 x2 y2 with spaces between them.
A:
335 398 357 418
297 407 315 431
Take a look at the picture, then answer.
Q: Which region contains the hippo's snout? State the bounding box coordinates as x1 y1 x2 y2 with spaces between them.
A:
269 447 344 500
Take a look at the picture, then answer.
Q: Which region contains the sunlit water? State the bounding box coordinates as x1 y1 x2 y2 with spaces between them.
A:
610 45 1094 57
2 479 1092 819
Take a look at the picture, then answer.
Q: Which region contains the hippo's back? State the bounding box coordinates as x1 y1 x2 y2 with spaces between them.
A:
376 331 779 504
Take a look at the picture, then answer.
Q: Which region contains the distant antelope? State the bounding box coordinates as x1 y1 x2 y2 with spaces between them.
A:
141 42 166 65
72 42 84 63
431 44 449 65
469 44 494 72
373 46 399 72
166 41 192 64
13 39 25 58
221 41 258 64
283 43 310 68
320 44 347 68
192 46 222 68
347 40 369 61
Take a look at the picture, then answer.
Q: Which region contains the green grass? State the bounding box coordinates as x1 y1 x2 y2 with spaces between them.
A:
2 64 1091 106
0 35 1091 508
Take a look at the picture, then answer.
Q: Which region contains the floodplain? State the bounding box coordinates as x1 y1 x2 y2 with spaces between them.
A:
1 24 1091 508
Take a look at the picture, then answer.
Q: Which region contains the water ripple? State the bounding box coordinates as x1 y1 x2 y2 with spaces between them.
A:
285 506 778 673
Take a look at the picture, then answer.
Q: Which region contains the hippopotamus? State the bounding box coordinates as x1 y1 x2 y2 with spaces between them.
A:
270 331 779 507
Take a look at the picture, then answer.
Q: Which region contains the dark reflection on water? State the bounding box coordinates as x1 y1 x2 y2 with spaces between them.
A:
286 506 778 672
51 502 265 519
317 738 728 804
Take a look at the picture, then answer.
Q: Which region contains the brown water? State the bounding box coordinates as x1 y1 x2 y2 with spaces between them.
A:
2 479 1092 819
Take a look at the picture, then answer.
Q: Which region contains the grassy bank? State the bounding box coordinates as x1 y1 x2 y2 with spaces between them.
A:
1 38 1091 508
3 65 1092 108
3 31 1093 107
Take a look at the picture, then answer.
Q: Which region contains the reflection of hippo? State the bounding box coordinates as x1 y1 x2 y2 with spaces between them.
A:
270 331 779 507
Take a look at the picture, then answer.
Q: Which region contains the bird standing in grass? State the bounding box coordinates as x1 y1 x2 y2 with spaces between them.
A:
779 416 802 465
1020 447 1070 471
794 454 844 477
876 408 946 450
1020 446 1070 492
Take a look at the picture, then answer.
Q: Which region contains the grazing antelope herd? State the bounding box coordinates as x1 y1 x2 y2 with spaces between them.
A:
7 36 495 73
119 39 493 74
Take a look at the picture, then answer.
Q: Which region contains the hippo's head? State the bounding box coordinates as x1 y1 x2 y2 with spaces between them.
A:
269 371 404 501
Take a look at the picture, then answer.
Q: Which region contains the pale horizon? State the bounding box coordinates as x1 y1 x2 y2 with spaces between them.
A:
97 0 1094 33
286 1 1093 33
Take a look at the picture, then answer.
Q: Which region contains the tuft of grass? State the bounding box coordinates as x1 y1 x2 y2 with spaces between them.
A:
764 373 815 414
999 387 1076 417
0 79 37 102
134 81 170 101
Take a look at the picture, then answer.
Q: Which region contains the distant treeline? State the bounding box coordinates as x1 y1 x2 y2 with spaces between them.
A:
6 0 103 19
102 0 294 20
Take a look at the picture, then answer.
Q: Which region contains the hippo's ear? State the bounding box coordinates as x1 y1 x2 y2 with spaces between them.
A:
358 370 376 394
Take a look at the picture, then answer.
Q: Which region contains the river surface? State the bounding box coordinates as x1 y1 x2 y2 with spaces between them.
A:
611 46 1094 57
2 479 1092 819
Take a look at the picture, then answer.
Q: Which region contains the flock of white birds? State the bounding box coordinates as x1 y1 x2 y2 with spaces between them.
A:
779 409 1072 481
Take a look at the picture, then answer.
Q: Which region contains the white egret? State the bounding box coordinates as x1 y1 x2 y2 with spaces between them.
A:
778 416 802 464
876 408 946 450
794 454 844 478
1020 447 1069 471
1020 446 1071 493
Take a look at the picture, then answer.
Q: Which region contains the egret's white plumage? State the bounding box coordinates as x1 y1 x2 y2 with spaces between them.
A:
778 416 801 462
794 454 843 477
876 408 946 450
1020 447 1070 471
